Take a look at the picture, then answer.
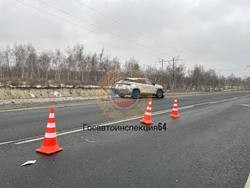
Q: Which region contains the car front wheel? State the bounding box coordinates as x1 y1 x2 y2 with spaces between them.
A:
156 89 164 98
132 89 140 99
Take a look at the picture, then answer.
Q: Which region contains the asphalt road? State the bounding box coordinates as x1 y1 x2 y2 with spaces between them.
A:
0 91 250 187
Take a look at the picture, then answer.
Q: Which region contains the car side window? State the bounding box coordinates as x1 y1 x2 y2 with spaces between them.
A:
145 79 153 85
138 79 146 84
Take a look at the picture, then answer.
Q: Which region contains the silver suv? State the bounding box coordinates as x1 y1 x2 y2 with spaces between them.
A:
112 78 165 99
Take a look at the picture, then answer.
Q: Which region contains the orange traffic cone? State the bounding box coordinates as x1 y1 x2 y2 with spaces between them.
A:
170 97 180 119
36 107 63 155
140 98 154 125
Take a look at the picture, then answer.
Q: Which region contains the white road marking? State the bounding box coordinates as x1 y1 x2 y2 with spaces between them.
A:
57 129 83 136
84 139 96 143
193 102 210 106
15 129 84 145
0 140 14 146
14 107 190 145
241 104 250 107
209 101 219 104
208 98 232 104
15 137 44 145
245 174 250 188
0 96 240 146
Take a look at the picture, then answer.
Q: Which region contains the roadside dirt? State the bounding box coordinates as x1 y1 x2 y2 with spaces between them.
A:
0 88 107 99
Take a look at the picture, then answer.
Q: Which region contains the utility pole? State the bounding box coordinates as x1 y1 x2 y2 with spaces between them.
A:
158 59 167 70
155 58 167 87
172 57 175 90
167 56 183 90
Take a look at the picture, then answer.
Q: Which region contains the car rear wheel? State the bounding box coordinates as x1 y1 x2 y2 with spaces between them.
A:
132 89 140 99
156 89 164 98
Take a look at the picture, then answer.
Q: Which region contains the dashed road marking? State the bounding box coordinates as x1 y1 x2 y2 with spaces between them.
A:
241 104 250 107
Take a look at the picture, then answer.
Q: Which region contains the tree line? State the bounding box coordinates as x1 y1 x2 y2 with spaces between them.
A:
0 43 249 90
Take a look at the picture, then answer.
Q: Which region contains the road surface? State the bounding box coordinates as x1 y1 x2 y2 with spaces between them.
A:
0 91 249 187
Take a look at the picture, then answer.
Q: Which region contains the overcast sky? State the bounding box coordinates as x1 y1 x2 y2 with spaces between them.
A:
0 0 250 77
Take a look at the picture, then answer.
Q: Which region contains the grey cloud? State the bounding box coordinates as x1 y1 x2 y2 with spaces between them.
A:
0 0 250 76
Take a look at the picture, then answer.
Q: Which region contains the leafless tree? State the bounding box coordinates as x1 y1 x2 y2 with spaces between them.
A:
0 43 248 90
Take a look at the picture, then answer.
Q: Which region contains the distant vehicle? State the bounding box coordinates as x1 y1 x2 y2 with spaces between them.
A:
111 78 165 99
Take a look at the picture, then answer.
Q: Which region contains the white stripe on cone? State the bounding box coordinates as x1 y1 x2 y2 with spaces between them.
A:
49 113 55 118
47 123 55 128
145 112 152 116
147 107 152 110
45 132 57 138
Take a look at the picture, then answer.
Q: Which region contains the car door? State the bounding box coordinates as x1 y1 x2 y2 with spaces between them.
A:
145 79 157 95
135 79 147 94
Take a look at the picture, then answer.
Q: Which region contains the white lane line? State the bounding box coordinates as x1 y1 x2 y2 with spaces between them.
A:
84 139 96 143
241 104 250 107
245 174 250 188
15 137 44 145
0 96 239 146
15 129 85 145
208 98 232 104
13 106 193 145
0 140 14 146
209 101 219 104
90 116 144 128
14 116 144 145
193 102 210 106
94 105 194 128
57 129 83 136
